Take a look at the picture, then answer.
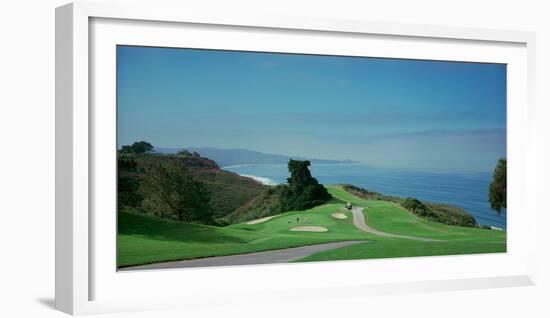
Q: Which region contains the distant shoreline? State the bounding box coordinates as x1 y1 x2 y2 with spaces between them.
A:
238 173 278 186
155 146 358 167
221 164 257 169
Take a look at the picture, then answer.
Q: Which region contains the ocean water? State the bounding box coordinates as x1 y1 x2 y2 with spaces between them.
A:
223 163 507 229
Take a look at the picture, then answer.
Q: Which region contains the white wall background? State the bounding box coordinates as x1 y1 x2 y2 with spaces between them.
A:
0 0 548 317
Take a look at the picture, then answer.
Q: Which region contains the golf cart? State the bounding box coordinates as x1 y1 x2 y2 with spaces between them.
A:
345 202 353 210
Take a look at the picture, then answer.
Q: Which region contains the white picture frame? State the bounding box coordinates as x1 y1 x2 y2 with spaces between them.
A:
55 1 537 315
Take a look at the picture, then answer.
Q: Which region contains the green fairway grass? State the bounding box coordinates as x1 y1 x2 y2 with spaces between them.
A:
296 239 506 262
118 185 506 268
357 200 506 241
118 203 374 267
326 186 366 205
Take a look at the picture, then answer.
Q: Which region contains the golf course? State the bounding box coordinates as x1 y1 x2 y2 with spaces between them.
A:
115 47 508 271
118 185 506 269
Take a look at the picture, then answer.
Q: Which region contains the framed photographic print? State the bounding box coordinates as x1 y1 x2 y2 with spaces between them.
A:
56 2 537 315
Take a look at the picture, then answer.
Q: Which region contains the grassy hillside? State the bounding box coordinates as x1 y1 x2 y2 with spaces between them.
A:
118 153 337 226
118 153 267 219
190 168 266 218
341 184 477 227
118 185 505 268
224 184 347 224
224 186 282 223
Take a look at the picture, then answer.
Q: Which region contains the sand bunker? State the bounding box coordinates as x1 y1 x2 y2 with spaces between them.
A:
246 215 278 225
332 213 348 219
290 226 328 232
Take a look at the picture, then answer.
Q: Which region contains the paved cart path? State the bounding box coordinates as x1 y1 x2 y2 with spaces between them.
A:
121 240 367 270
351 206 441 242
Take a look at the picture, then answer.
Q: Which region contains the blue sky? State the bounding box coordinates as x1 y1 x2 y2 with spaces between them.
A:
117 46 506 172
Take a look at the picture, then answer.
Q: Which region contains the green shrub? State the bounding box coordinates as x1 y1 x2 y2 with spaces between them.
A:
118 175 142 208
342 184 401 203
401 198 435 218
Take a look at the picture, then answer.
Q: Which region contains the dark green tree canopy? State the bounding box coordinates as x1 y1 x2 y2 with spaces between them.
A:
287 160 319 190
120 145 133 153
488 158 507 215
120 141 154 154
279 159 331 211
